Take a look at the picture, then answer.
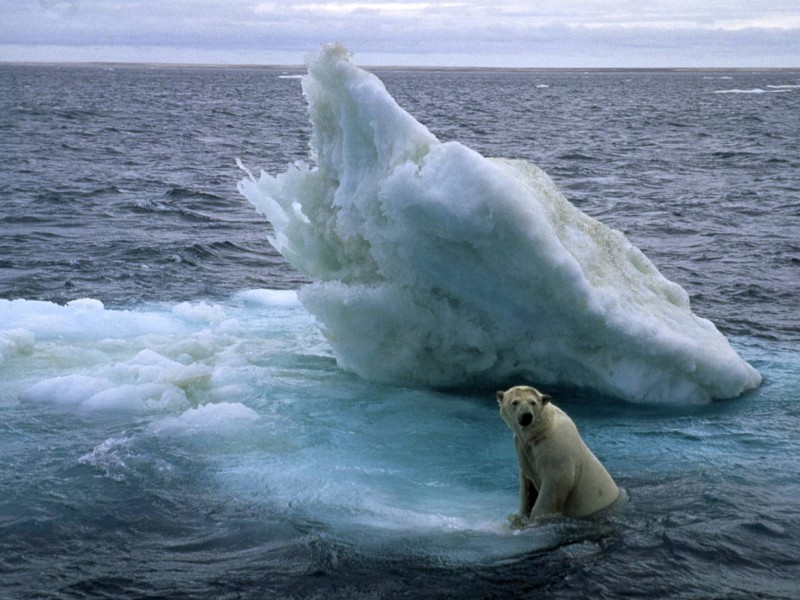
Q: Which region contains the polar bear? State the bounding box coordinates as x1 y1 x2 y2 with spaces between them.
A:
497 385 621 525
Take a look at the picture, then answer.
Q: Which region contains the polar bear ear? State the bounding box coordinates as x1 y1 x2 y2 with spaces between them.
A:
540 394 551 405
495 391 505 405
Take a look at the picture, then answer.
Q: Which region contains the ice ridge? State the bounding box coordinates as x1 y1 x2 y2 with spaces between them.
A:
238 43 762 403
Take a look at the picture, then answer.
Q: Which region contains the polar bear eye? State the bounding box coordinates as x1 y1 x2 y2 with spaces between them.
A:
511 400 520 406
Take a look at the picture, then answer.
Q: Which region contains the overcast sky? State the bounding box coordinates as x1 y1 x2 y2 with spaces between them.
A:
1 0 798 67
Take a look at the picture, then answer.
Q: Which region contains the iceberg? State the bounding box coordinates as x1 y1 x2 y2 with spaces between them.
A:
238 44 761 403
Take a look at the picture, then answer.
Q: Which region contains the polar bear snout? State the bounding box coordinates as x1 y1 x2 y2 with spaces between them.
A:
518 412 534 427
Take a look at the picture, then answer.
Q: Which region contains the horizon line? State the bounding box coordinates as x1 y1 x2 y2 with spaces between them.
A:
2 60 799 72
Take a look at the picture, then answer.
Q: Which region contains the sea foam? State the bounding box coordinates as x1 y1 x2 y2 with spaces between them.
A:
238 44 761 403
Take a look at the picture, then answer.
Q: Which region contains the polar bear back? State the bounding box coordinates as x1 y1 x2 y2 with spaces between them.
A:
525 404 620 518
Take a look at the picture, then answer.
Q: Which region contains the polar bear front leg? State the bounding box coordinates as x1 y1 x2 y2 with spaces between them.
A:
509 468 538 528
519 468 537 517
511 436 538 526
530 477 570 520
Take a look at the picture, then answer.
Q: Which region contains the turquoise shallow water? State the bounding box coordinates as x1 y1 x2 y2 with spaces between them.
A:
1 293 797 598
1 64 799 598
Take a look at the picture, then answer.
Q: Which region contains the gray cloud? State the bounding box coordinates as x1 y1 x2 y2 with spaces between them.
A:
1 0 798 66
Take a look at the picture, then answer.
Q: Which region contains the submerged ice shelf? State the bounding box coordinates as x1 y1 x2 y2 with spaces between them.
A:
238 44 761 403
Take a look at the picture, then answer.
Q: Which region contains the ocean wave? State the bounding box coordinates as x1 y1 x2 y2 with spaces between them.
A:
713 88 793 94
238 44 761 403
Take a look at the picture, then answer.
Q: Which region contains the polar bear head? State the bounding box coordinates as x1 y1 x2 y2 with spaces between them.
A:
496 385 551 432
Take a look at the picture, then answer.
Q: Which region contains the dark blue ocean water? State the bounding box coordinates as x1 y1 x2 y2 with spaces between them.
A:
1 64 799 599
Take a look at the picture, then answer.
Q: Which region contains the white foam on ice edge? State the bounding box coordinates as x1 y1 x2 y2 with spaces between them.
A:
238 43 761 403
1 295 272 413
713 88 794 94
